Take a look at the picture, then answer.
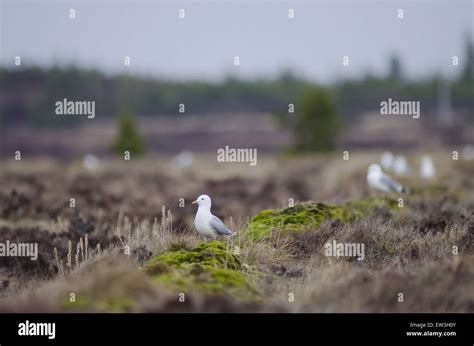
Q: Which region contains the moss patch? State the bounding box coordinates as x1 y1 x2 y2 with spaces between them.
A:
143 241 260 303
248 197 398 240
62 295 136 312
347 196 399 218
97 297 136 312
62 295 94 311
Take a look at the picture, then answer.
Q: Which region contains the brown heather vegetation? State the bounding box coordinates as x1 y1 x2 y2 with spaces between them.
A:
0 152 472 312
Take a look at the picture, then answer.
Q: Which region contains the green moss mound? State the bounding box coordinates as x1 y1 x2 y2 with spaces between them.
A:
248 197 398 240
143 241 260 303
347 196 399 218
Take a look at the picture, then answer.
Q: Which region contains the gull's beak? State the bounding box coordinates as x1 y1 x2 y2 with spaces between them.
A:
191 200 198 205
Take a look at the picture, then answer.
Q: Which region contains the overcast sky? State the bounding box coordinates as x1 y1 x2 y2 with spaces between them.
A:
1 0 472 82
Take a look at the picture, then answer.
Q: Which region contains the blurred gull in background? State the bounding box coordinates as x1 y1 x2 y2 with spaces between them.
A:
420 155 436 179
82 154 99 171
172 150 194 170
380 151 394 171
367 163 407 193
393 155 410 176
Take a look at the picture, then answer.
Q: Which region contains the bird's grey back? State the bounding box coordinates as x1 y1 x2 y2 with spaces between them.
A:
209 215 232 235
380 174 403 192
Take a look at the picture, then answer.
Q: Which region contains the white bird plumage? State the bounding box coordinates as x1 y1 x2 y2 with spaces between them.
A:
380 151 394 171
83 154 99 171
367 163 407 193
393 155 409 176
420 155 436 179
192 194 233 241
172 150 194 170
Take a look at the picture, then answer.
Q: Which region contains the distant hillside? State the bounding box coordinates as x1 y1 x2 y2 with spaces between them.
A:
0 58 472 129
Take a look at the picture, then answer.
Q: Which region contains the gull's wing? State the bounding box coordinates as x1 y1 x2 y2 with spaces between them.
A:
209 215 232 235
380 174 403 193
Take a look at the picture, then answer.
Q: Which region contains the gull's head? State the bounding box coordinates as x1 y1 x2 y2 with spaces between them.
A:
382 151 394 160
368 163 383 174
421 154 432 163
192 194 211 208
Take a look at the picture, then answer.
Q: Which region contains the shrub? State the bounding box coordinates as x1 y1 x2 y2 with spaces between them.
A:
291 87 341 152
112 109 147 157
